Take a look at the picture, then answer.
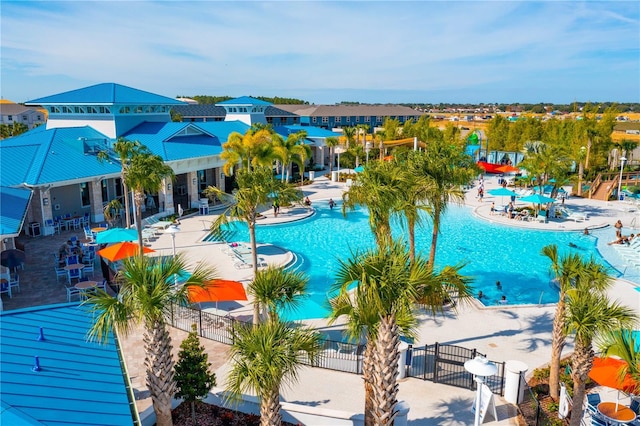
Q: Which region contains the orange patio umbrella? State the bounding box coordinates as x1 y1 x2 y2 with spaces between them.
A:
188 279 248 305
98 242 155 262
589 356 639 394
496 165 520 173
383 155 394 162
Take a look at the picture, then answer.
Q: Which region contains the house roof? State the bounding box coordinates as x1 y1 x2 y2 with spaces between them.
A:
276 104 425 117
0 304 134 426
0 186 33 238
216 96 271 106
274 125 340 139
122 121 249 161
0 126 121 187
171 104 297 118
25 83 184 106
0 103 37 116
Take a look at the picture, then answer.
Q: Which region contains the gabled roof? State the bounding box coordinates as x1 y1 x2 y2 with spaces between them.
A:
276 104 425 117
171 104 298 119
217 96 272 106
122 121 249 162
0 103 38 116
0 126 121 186
0 304 134 425
274 125 340 139
0 186 33 238
25 83 184 106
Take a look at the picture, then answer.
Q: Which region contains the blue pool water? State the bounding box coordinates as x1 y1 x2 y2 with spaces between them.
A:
220 203 611 320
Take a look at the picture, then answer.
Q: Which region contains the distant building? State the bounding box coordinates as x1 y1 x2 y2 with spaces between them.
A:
0 101 46 129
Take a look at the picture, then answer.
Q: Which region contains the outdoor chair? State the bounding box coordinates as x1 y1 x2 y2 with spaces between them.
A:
0 276 11 299
585 393 601 417
66 255 79 266
67 267 82 284
66 284 82 302
45 219 61 235
336 342 356 354
54 266 67 282
8 273 20 294
82 263 94 278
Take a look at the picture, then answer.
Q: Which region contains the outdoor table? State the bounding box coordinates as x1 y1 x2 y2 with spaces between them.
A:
74 280 98 299
64 263 85 279
91 227 107 233
597 402 637 424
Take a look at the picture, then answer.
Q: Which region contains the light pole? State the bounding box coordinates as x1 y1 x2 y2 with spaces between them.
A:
165 224 180 286
618 157 627 201
464 356 498 426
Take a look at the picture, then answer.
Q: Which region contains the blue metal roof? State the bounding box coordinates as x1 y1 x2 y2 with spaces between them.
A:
217 96 272 106
0 304 134 426
0 186 33 237
274 125 340 138
122 121 249 161
26 83 184 106
0 127 121 186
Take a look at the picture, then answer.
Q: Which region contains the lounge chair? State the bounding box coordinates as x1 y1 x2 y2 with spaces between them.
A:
515 210 531 221
233 252 266 269
559 207 588 222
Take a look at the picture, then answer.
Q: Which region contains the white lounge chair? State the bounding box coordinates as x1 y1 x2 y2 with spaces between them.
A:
559 207 588 222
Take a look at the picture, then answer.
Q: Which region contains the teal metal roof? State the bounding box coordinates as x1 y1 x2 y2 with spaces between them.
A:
274 125 340 138
217 96 271 106
0 127 121 186
0 304 134 426
0 186 33 237
26 83 184 106
122 121 249 161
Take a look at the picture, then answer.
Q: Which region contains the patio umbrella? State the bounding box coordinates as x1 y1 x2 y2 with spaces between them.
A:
98 242 155 262
95 227 138 244
488 188 517 206
519 194 557 204
589 357 640 408
188 279 247 310
496 165 519 174
354 165 365 173
1 249 25 270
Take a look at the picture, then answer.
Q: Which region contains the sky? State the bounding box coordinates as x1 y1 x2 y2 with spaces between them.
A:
2 1 639 105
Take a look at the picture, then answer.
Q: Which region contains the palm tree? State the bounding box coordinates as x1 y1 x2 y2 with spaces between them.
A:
599 329 640 394
125 152 175 255
341 160 404 248
324 136 340 174
220 129 275 175
342 126 356 149
249 266 309 323
541 244 612 401
329 241 472 425
272 130 308 182
412 140 476 267
565 283 636 426
86 254 218 426
226 321 321 426
98 137 147 228
204 167 302 324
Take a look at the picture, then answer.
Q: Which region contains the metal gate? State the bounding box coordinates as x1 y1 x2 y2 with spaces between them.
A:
406 343 505 396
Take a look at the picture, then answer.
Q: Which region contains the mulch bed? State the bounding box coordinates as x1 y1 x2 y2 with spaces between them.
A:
171 401 299 426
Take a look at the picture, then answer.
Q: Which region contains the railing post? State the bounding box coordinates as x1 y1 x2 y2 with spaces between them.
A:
434 342 440 383
198 309 203 336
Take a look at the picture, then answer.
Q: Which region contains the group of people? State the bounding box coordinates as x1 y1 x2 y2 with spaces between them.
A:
477 281 508 304
58 239 84 265
608 219 635 245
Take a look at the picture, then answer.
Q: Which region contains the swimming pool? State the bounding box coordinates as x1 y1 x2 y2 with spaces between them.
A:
219 203 612 320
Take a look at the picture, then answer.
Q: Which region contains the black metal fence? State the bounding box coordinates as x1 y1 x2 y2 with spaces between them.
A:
167 304 506 396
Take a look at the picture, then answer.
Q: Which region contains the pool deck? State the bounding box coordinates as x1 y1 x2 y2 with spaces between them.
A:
4 171 640 425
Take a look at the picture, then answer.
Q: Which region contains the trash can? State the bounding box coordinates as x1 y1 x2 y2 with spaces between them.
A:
308 171 315 181
199 202 209 215
331 171 338 182
397 340 409 379
29 222 41 237
504 360 528 404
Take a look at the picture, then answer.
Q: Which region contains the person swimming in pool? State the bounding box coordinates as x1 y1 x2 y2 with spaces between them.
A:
328 198 336 209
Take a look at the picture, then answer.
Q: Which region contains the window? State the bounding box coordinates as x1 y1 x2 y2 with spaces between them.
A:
22 115 28 120
322 117 329 123
80 182 91 207
335 116 341 123
87 107 97 114
376 116 382 123
61 106 72 113
101 180 108 203
115 178 123 199
37 115 42 120
346 116 352 123
7 115 12 121
365 116 370 122
312 117 317 123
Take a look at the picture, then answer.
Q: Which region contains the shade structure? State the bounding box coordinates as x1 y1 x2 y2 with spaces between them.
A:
354 165 365 173
98 242 155 262
589 357 639 394
488 188 517 197
95 228 138 244
1 249 25 270
519 193 557 204
496 165 519 173
188 279 247 306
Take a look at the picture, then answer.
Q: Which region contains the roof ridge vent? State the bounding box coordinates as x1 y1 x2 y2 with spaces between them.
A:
32 356 41 372
37 327 45 341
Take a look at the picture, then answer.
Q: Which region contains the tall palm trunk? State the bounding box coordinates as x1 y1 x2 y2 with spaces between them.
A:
371 315 400 426
329 146 334 173
585 138 592 170
260 387 282 426
363 342 375 426
577 162 584 197
122 177 132 228
407 216 416 265
144 319 176 426
134 190 145 256
428 205 443 268
569 343 594 426
249 217 261 326
549 297 567 400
